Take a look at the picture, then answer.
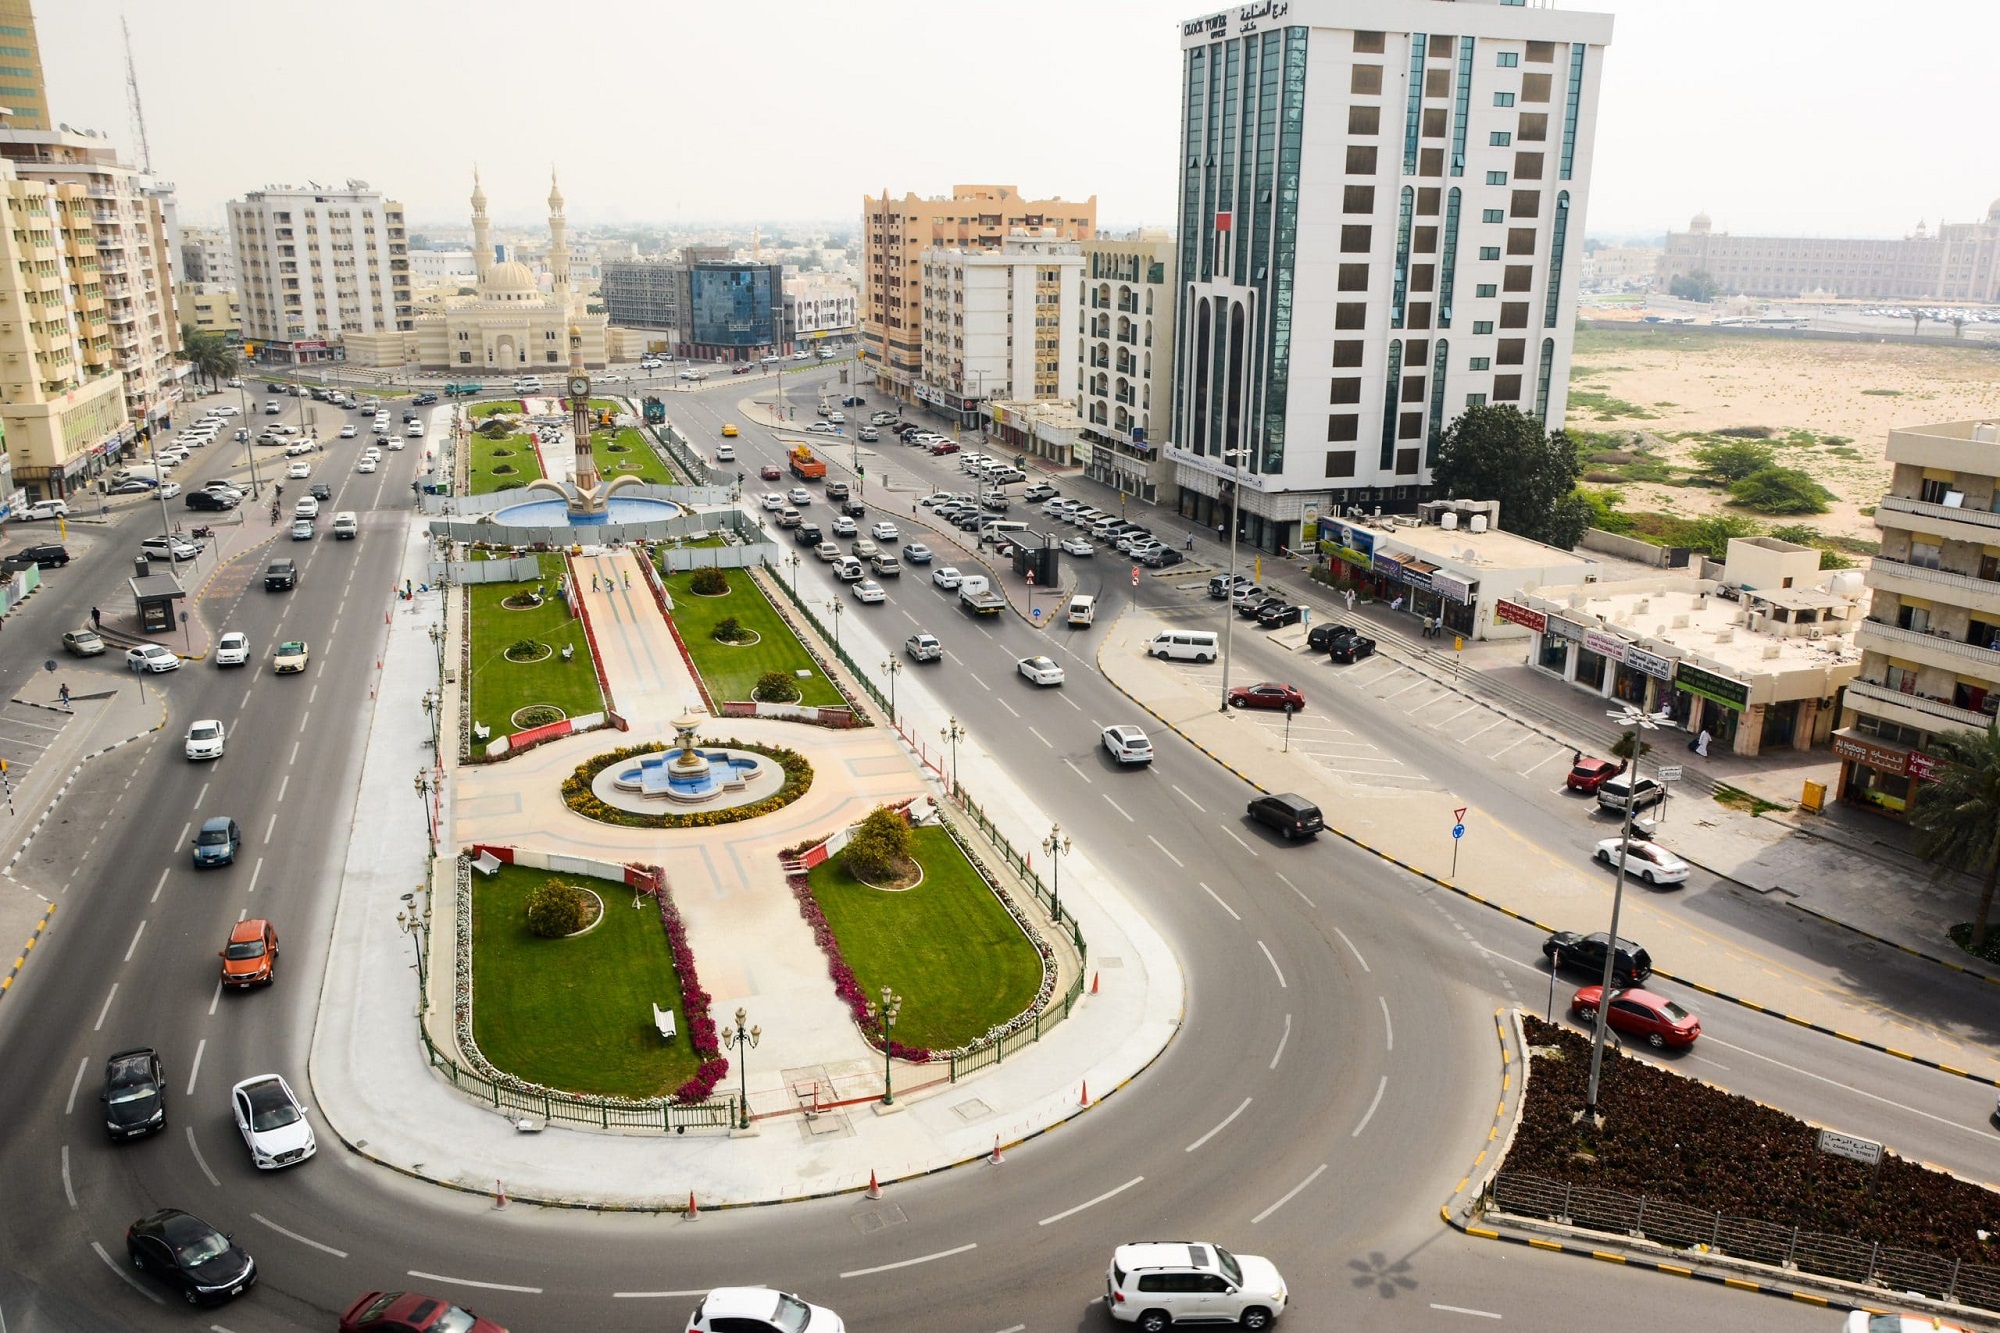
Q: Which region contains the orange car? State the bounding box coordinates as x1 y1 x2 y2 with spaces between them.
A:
219 919 279 988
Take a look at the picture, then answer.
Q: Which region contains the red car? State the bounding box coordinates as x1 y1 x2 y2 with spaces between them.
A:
929 440 960 455
760 463 782 481
1570 985 1700 1049
339 1291 508 1333
1565 755 1626 793
218 918 279 988
1228 681 1306 711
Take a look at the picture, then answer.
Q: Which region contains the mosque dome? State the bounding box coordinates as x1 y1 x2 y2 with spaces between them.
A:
1987 197 2000 222
486 260 538 295
1689 211 1712 233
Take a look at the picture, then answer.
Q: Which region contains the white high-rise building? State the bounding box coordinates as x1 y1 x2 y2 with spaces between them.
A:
1171 0 1613 552
919 231 1082 427
227 181 411 361
180 225 237 289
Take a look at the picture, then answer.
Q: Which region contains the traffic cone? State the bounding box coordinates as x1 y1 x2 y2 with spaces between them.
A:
1080 1080 1090 1107
1091 971 1099 995
988 1136 1004 1165
685 1190 699 1219
494 1179 507 1209
866 1171 882 1200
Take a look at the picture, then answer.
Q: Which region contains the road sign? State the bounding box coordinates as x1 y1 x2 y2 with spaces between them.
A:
1817 1129 1882 1167
1657 765 1684 782
1131 566 1140 587
1454 806 1467 822
1452 823 1465 840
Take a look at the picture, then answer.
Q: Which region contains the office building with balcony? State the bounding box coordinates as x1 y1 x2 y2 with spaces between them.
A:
1079 230 1176 501
1171 0 1612 553
919 231 1082 439
227 180 410 362
783 276 857 347
1836 420 2000 818
601 257 681 334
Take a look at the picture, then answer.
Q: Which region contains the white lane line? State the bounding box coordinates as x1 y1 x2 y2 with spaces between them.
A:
1351 1075 1388 1138
1275 871 1311 907
996 697 1020 718
1028 726 1052 748
1270 1014 1291 1070
1146 835 1183 867
407 1270 544 1294
150 867 168 904
298 710 310 733
1102 794 1134 822
1381 679 1426 701
186 1037 207 1096
309 684 319 704
1333 926 1371 972
246 856 263 895
66 1056 87 1115
1060 694 1082 711
289 741 299 766
123 920 146 963
62 1144 75 1207
1251 1162 1328 1224
277 775 289 803
1257 940 1287 988
1380 996 1394 1051
838 1242 979 1278
1198 882 1240 921
1431 1303 1503 1320
991 1327 1027 1333
92 983 117 1032
1061 758 1093 784
253 1212 349 1258
1702 1037 1995 1138
186 1125 220 1187
1220 825 1257 855
967 671 988 690
946 651 964 665
1172 784 1207 812
1185 1097 1253 1153
614 1289 720 1299
208 980 222 1017
175 821 191 851
1037 1176 1144 1227
195 781 209 806
92 1240 164 1304
265 813 278 844
1432 703 1482 728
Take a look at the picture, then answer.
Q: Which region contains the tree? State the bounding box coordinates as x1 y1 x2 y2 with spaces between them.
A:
843 805 913 882
751 669 798 702
1909 722 2000 950
180 329 239 390
1431 405 1592 549
1691 440 1775 482
1728 465 1831 515
1668 270 1719 303
524 878 587 938
1609 729 1652 763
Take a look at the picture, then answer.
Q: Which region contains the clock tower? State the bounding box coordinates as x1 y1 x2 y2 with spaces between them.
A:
567 326 598 499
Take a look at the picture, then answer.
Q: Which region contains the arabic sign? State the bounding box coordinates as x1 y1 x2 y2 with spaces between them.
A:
1495 600 1546 632
1430 570 1474 603
1908 750 1938 782
1816 1129 1883 1167
1182 1 1292 41
1832 731 1910 777
1543 615 1588 644
1675 662 1749 711
1583 630 1630 664
1624 645 1676 681
1319 520 1373 571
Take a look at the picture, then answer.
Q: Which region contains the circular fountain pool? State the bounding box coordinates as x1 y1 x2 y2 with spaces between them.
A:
491 495 683 527
587 745 785 815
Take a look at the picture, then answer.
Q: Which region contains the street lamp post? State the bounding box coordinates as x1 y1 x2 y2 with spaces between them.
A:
787 552 801 597
721 1006 761 1129
1041 823 1072 925
236 384 263 499
939 716 965 797
1582 703 1661 1120
413 770 436 852
880 656 902 728
1217 448 1245 712
397 891 429 999
429 621 446 678
868 985 902 1105
826 598 843 656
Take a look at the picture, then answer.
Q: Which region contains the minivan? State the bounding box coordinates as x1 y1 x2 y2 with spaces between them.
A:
1247 792 1324 840
1147 630 1219 663
1067 594 1097 626
331 511 359 540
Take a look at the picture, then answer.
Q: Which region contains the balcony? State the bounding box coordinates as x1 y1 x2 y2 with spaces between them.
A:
1845 677 1994 734
1856 617 2000 676
1864 555 2000 617
1875 493 2000 546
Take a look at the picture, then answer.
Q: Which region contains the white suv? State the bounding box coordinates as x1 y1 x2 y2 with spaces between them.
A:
1106 1242 1287 1331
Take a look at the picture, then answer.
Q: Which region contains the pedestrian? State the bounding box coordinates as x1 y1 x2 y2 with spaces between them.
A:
592 572 600 592
1217 523 1226 540
1694 728 1712 758
1184 533 1195 551
622 571 630 591
1390 595 1404 613
58 683 70 711
1344 588 1355 613
90 606 100 630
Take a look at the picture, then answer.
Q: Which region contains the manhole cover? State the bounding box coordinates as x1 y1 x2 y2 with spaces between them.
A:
850 1205 908 1235
949 1098 992 1122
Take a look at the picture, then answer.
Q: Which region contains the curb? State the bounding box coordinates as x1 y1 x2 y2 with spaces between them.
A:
0 901 53 1001
1786 899 2000 988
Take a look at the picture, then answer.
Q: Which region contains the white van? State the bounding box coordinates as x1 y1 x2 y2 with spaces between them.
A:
980 519 1028 542
1148 629 1219 663
1067 594 1097 627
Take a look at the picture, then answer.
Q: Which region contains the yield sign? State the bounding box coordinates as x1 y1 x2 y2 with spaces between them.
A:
1454 807 1467 822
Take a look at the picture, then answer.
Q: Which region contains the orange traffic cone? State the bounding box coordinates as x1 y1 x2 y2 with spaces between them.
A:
866 1171 882 1200
1091 971 1099 995
685 1190 699 1219
494 1179 508 1210
989 1136 1004 1165
1080 1080 1090 1107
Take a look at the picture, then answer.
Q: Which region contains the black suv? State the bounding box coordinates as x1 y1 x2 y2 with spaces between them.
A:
413 392 439 406
796 524 823 545
185 490 236 512
264 559 298 590
1246 792 1323 840
8 543 70 569
1542 930 1652 983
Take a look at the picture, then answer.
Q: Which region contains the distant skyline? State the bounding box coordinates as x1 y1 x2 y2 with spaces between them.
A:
37 0 2000 240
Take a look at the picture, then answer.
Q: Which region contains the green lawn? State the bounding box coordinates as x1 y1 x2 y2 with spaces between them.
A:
468 430 543 495
470 399 524 419
806 827 1045 1050
593 426 678 485
471 865 698 1099
467 554 604 732
662 570 844 706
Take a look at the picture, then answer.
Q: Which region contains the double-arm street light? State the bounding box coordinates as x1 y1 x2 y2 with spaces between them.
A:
939 716 965 797
413 770 436 852
868 985 902 1105
826 598 843 655
722 1006 761 1130
1042 823 1072 925
880 656 902 728
1216 447 1245 713
787 552 801 597
1582 702 1662 1120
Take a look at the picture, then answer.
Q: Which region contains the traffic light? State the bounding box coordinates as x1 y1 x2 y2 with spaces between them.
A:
857 464 865 476
736 471 745 484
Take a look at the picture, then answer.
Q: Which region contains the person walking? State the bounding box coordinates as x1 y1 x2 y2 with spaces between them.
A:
90 606 101 630
622 571 630 591
58 682 70 711
1184 532 1195 551
591 572 600 593
1344 587 1355 614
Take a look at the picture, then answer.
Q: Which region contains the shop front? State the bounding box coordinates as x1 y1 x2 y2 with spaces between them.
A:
1539 612 1587 677
1429 570 1479 638
1615 643 1677 711
1318 521 1385 599
1832 730 1931 818
1672 662 1748 753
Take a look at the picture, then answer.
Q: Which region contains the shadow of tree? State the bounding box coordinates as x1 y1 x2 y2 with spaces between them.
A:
1349 1250 1419 1299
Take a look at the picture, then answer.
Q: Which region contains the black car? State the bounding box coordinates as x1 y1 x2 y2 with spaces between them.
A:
10 542 70 568
841 394 867 407
1257 603 1305 628
308 483 332 501
842 498 867 518
102 1047 167 1139
266 382 283 393
412 392 439 406
1325 627 1377 663
264 559 298 590
1236 595 1281 620
126 1209 257 1306
1541 930 1652 983
1307 622 1353 652
796 524 823 545
1139 547 1185 568
402 410 419 423
185 490 236 512
1246 792 1324 840
955 513 985 531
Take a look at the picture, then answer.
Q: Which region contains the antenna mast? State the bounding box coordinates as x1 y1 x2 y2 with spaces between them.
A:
121 15 152 173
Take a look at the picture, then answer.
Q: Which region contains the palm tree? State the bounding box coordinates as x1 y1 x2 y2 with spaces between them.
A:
1908 720 2000 950
180 329 238 390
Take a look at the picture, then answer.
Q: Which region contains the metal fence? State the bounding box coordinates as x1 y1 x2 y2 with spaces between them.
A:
649 420 716 487
761 560 887 717
659 541 781 572
420 1029 737 1133
430 555 539 584
1490 1171 2000 1313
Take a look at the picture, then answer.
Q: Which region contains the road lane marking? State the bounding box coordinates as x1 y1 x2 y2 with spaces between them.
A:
246 857 263 895
93 983 117 1031
277 775 289 803
996 698 1020 717
1186 1098 1253 1153
175 821 191 851
1431 1303 1503 1319
1251 1162 1327 1224
62 1144 75 1207
1258 940 1287 988
309 684 318 704
252 1213 348 1258
614 1289 719 1299
123 920 146 963
92 1240 164 1304
67 1056 87 1114
289 741 299 766
1061 758 1093 784
1486 734 1531 760
1274 871 1311 907
1061 694 1082 710
1028 726 1052 748
839 1243 979 1277
1102 794 1134 821
186 1037 207 1095
298 710 310 733
1198 882 1241 920
407 1271 543 1294
1220 825 1257 855
265 813 279 843
967 671 988 690
1702 1037 1994 1138
1146 835 1182 867
1172 784 1206 812
208 980 222 1017
1270 1014 1291 1069
1334 927 1371 972
1380 996 1394 1051
1352 1075 1388 1138
150 868 168 904
1038 1176 1143 1227
186 1125 219 1186
195 781 209 806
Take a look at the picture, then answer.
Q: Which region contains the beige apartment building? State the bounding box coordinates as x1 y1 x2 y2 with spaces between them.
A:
1660 207 2000 303
1078 230 1176 502
175 284 239 338
0 0 49 131
862 184 1094 407
229 181 411 362
1837 419 2000 818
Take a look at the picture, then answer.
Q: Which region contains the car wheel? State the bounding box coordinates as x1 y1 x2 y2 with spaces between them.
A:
1647 1032 1667 1049
1641 869 1655 885
1595 849 1609 864
1228 696 1241 707
1202 653 1215 663
183 1286 201 1306
1242 1308 1273 1331
1280 825 1295 840
1137 1312 1171 1333
1577 1004 1598 1023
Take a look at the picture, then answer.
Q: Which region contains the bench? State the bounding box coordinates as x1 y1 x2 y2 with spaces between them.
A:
473 722 491 742
471 851 503 877
651 1004 677 1041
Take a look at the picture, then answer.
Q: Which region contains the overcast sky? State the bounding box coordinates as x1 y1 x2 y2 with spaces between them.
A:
38 0 2000 240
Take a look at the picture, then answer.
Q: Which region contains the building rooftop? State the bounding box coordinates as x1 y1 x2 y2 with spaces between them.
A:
1342 505 1596 577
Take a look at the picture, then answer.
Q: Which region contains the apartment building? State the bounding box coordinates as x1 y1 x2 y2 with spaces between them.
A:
1079 230 1177 501
919 232 1082 430
0 1 49 131
1172 0 1613 553
180 225 236 288
863 184 1095 406
227 181 411 362
1837 420 2000 818
1660 207 2000 304
784 276 857 346
174 284 239 338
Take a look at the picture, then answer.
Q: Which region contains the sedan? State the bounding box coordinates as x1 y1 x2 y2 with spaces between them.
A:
108 478 154 495
1101 725 1153 765
127 644 180 673
294 496 320 519
185 719 226 760
788 487 813 506
339 1291 509 1333
220 918 279 988
1236 596 1281 621
901 542 933 564
1017 655 1065 686
230 1073 316 1168
102 1047 167 1139
1139 547 1186 569
274 640 310 674
928 440 960 456
290 518 316 541
1566 756 1626 794
1327 630 1378 663
286 460 312 478
1060 537 1095 557
931 566 962 589
1256 603 1305 629
852 579 886 604
806 422 837 435
830 516 857 537
63 628 106 656
356 457 378 473
762 492 787 511
1592 838 1691 886
685 1286 842 1333
760 463 782 480
1570 985 1701 1049
126 1209 256 1305
339 424 357 438
871 521 900 542
1229 681 1306 711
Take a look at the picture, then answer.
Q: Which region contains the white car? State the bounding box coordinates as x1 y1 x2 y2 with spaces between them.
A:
1061 537 1096 557
362 447 383 461
1018 655 1065 686
1105 1242 1286 1329
284 442 315 458
212 404 238 416
852 579 886 604
931 566 962 589
184 719 226 761
792 350 811 361
1102 725 1154 765
357 457 377 473
406 420 424 437
229 1074 316 1169
788 487 812 506
870 522 900 542
385 436 405 450
293 496 319 519
684 1287 843 1333
286 461 311 479
22 499 68 520
762 492 786 511
339 424 357 439
806 422 837 434
126 644 179 673
830 516 857 537
139 534 200 562
214 631 250 666
1592 838 1691 886
372 422 389 435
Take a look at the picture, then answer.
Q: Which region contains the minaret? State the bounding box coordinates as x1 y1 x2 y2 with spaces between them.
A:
569 324 597 498
547 170 570 310
470 168 492 287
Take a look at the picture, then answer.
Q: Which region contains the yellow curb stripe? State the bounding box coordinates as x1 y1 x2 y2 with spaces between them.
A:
1722 1278 1760 1292
1656 1264 1693 1278
1590 1250 1626 1265
1788 1292 1829 1307
1527 1237 1563 1252
1466 1226 1500 1240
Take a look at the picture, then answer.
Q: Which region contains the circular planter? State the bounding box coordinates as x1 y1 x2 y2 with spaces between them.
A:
712 629 763 648
564 887 606 937
752 685 801 705
490 464 518 476
499 593 547 610
504 641 552 663
855 860 924 893
511 704 567 729
685 585 732 599
489 447 514 457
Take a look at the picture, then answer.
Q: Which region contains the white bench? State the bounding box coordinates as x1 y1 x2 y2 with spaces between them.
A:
651 1004 677 1041
471 851 503 877
473 722 491 742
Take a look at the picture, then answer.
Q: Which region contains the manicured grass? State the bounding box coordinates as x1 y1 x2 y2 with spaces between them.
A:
470 399 524 419
471 865 697 1098
593 426 678 485
466 554 603 733
806 827 1044 1050
467 430 543 495
662 570 844 706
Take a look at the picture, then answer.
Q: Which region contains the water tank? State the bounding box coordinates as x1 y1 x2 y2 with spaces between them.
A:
1828 570 1864 600
1439 511 1459 530
1468 513 1489 533
1976 422 1999 444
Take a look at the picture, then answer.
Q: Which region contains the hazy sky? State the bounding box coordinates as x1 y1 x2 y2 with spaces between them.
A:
38 0 2000 240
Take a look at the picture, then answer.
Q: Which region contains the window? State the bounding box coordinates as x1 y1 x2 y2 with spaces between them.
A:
1500 302 1530 328
1496 51 1519 67
1518 112 1549 141
1354 30 1385 53
1410 263 1435 292
1429 34 1455 58
1341 224 1373 252
1909 540 1942 570
1472 320 1494 334
1918 477 1955 504
1469 356 1491 370
1486 171 1509 185
1503 265 1534 291
1422 107 1449 138
1333 339 1365 368
1466 392 1487 406
1497 338 1526 364
1352 64 1383 95
1424 68 1450 98
1482 208 1505 223
1397 447 1421 474
1346 145 1379 174
1421 148 1445 175
1510 190 1540 218
1343 185 1376 213
1326 450 1358 477
1493 91 1515 107
1418 188 1442 216
1349 105 1381 135
1338 263 1370 291
1402 374 1427 403
1507 227 1537 255
1335 302 1368 329
1490 131 1513 146
1884 663 1920 693
1493 374 1522 401
1329 410 1362 442
1527 41 1555 62
1331 378 1362 405
1475 283 1498 298
1479 246 1502 260
1521 72 1552 102
1399 412 1424 439
1514 151 1545 180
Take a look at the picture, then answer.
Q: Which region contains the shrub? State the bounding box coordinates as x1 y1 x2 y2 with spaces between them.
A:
506 638 540 659
1730 465 1832 515
713 616 749 643
478 418 514 438
688 567 729 596
842 806 913 882
752 670 799 703
525 878 586 938
1691 440 1775 482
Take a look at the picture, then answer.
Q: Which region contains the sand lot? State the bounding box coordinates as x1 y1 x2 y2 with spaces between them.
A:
1565 325 2000 543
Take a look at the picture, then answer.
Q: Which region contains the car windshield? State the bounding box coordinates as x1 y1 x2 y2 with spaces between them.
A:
197 827 230 845
245 1083 299 1131
280 643 304 655
190 725 221 740
107 1056 155 1100
225 938 266 960
769 1293 814 1333
170 1226 230 1266
1213 1247 1244 1286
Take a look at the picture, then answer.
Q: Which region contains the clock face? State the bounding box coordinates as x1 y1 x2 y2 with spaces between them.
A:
567 375 589 397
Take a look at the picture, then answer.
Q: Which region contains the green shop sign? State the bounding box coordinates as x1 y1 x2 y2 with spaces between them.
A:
1675 662 1748 710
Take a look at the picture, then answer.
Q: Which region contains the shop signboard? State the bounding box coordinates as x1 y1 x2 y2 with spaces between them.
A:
1374 553 1412 585
1833 732 1911 776
1676 662 1750 711
1624 645 1676 681
1319 520 1373 571
1301 503 1319 545
1430 570 1473 603
1583 629 1630 664
1908 750 1938 781
1543 615 1587 644
1495 599 1546 633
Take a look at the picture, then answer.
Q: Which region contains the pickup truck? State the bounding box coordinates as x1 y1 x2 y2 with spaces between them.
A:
958 574 1004 615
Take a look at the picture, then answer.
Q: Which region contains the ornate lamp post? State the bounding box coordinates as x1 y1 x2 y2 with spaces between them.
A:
787 552 801 596
1042 823 1072 925
721 1006 761 1129
1582 703 1662 1121
880 656 902 728
396 889 429 998
421 689 440 754
868 985 902 1105
826 597 843 655
939 716 965 797
413 771 436 851
429 621 446 677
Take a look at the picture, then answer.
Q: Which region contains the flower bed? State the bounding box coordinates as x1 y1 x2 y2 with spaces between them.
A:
650 865 729 1103
561 739 812 829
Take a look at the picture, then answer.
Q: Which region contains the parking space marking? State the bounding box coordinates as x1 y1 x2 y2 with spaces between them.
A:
1457 718 1505 746
1520 749 1566 776
1486 734 1532 760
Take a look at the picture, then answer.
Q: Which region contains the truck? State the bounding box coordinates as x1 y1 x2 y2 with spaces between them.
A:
788 444 826 480
958 574 1004 616
444 383 482 398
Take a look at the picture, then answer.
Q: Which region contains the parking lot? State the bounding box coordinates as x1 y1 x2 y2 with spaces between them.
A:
0 700 70 796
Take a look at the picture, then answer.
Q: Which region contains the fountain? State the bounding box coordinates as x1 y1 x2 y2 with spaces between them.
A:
489 350 681 529
594 712 771 810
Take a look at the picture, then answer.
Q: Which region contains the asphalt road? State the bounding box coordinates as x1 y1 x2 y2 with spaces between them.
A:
0 379 1887 1332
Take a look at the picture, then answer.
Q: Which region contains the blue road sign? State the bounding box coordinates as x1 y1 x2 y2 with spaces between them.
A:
1452 823 1465 840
